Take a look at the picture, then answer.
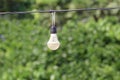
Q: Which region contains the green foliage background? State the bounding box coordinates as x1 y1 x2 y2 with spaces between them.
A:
0 0 120 80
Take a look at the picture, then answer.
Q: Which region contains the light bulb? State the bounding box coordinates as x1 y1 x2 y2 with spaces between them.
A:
47 33 60 50
47 26 60 50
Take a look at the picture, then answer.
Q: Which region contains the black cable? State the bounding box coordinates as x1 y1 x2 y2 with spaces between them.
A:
0 7 120 15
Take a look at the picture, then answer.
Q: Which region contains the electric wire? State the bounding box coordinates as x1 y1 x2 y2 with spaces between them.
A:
0 7 120 15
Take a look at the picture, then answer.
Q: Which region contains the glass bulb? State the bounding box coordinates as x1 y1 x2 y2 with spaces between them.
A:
47 34 60 50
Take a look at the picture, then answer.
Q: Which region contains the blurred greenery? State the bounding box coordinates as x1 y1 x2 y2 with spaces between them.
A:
0 0 120 80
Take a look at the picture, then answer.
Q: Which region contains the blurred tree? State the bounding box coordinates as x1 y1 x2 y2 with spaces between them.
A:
0 0 120 80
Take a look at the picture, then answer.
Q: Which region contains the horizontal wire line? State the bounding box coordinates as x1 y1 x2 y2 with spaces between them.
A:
0 7 120 15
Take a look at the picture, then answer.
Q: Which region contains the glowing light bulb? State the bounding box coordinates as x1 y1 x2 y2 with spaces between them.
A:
47 33 60 50
47 26 60 50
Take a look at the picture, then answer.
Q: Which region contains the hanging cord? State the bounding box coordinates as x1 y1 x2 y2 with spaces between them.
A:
52 12 56 26
0 7 119 15
51 12 57 33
